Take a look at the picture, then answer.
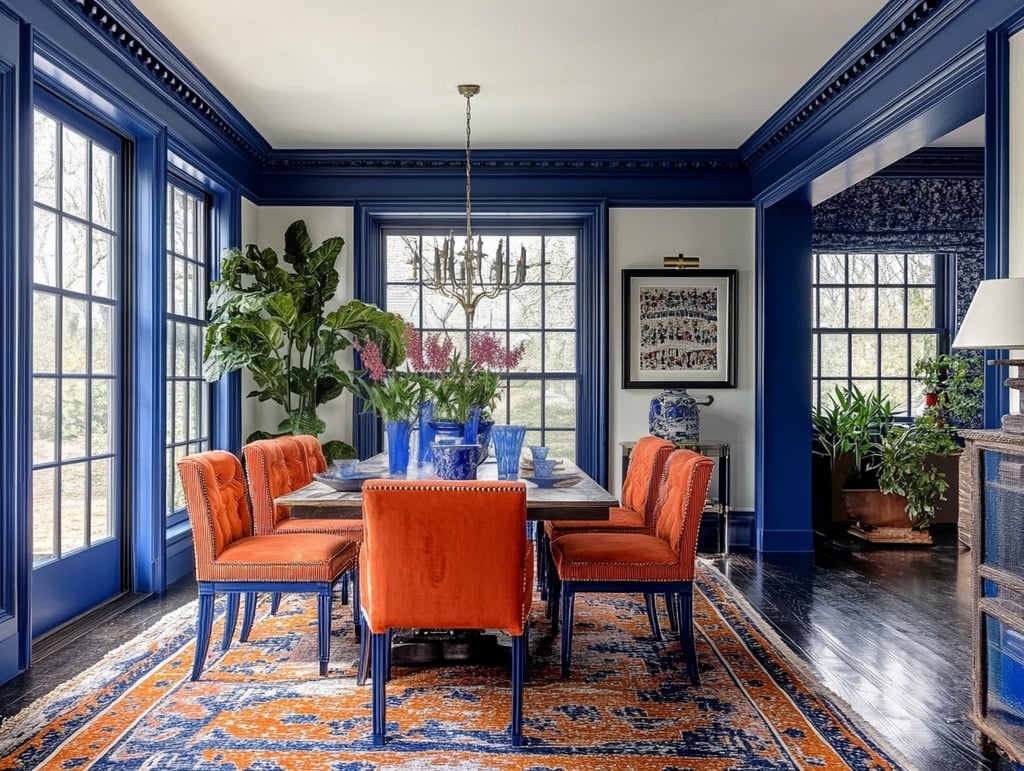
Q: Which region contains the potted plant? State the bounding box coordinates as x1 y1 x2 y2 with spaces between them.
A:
203 219 408 460
813 384 953 541
812 384 896 522
913 352 984 426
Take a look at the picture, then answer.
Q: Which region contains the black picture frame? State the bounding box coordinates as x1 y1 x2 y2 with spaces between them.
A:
622 268 737 389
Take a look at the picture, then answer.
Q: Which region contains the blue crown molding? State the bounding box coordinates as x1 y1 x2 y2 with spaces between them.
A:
750 0 1024 206
743 0 950 167
258 149 753 206
49 0 270 162
873 146 983 177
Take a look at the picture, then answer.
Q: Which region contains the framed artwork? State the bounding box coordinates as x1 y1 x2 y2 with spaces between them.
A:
622 268 737 389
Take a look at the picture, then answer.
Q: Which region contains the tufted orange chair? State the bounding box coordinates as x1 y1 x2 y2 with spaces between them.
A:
549 449 714 683
540 436 675 620
177 450 358 679
292 434 328 476
357 480 533 747
240 435 363 637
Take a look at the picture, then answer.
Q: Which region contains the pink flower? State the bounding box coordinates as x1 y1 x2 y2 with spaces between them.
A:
470 332 526 372
353 339 387 382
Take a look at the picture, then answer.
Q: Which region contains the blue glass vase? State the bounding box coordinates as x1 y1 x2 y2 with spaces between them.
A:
491 424 527 479
385 419 412 476
417 400 435 466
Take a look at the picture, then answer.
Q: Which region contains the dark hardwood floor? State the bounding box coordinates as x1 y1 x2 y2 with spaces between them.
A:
710 525 1017 771
1 525 1018 770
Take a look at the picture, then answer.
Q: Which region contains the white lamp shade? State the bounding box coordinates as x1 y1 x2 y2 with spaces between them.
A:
952 278 1024 350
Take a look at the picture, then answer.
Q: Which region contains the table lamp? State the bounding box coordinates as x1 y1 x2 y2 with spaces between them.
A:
952 277 1024 434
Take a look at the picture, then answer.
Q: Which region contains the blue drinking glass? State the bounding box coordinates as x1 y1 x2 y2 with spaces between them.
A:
492 424 527 480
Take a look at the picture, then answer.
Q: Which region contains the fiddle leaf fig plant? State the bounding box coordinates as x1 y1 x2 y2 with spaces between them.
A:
203 219 407 459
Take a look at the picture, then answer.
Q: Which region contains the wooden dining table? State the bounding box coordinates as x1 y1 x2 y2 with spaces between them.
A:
276 455 618 521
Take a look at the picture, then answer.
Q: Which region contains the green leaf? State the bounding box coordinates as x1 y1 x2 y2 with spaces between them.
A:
322 440 357 462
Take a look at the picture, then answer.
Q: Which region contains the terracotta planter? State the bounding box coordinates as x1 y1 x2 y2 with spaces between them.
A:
840 487 933 544
841 488 912 528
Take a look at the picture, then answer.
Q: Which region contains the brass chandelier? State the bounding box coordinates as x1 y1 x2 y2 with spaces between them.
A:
416 84 528 328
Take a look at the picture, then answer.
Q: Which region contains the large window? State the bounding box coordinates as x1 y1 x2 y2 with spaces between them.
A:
31 105 121 564
812 251 947 418
165 179 210 525
386 231 579 459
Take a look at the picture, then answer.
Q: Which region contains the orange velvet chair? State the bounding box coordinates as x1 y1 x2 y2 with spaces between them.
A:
292 433 328 476
549 449 714 683
357 480 533 747
177 450 358 679
241 435 362 635
541 436 674 621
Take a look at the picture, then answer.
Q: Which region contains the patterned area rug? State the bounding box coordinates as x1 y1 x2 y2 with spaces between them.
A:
1 564 911 770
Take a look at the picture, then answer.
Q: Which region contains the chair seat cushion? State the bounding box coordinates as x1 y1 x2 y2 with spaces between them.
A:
544 506 648 539
203 533 358 583
550 532 685 582
273 518 363 541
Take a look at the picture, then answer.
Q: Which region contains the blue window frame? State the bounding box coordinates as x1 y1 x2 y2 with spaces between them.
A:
356 202 608 486
812 251 949 418
164 175 211 529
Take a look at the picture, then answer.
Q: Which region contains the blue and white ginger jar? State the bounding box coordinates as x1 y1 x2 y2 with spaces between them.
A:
648 388 700 442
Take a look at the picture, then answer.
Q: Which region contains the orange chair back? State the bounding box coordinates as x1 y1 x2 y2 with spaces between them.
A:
621 436 676 520
293 434 327 477
654 449 715 578
241 436 311 534
360 481 532 635
178 450 252 581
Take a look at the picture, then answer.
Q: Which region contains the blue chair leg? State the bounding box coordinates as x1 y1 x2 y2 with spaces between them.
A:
385 628 393 682
351 568 361 638
239 592 258 642
221 592 240 650
192 589 215 681
537 528 548 600
317 585 332 677
340 572 349 605
357 616 370 686
560 583 576 678
270 592 282 615
665 592 679 632
677 586 699 685
523 623 531 682
511 632 525 746
371 631 389 747
644 593 663 640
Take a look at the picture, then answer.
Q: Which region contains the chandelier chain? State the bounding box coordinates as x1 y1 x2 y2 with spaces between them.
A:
465 89 473 242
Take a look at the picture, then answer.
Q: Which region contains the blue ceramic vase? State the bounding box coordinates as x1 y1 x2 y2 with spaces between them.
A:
648 388 700 442
431 443 481 480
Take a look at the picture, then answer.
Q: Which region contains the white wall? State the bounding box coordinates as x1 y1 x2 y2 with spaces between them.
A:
238 204 357 447
240 203 757 510
608 208 756 511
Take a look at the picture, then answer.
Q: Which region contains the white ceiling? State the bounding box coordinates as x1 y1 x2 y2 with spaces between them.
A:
127 0 972 152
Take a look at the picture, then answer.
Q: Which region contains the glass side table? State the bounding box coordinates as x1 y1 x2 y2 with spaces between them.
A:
620 440 731 554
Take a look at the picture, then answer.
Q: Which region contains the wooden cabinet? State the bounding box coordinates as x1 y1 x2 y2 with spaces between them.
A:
961 429 1024 764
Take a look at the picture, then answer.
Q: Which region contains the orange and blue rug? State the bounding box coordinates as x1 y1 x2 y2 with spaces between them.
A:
1 564 911 769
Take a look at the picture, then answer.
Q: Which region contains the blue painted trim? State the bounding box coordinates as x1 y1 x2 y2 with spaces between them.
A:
131 128 166 594
756 198 815 554
0 11 20 685
750 0 1024 206
983 24 1012 428
12 16 31 677
47 0 269 161
260 150 751 207
756 529 816 553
